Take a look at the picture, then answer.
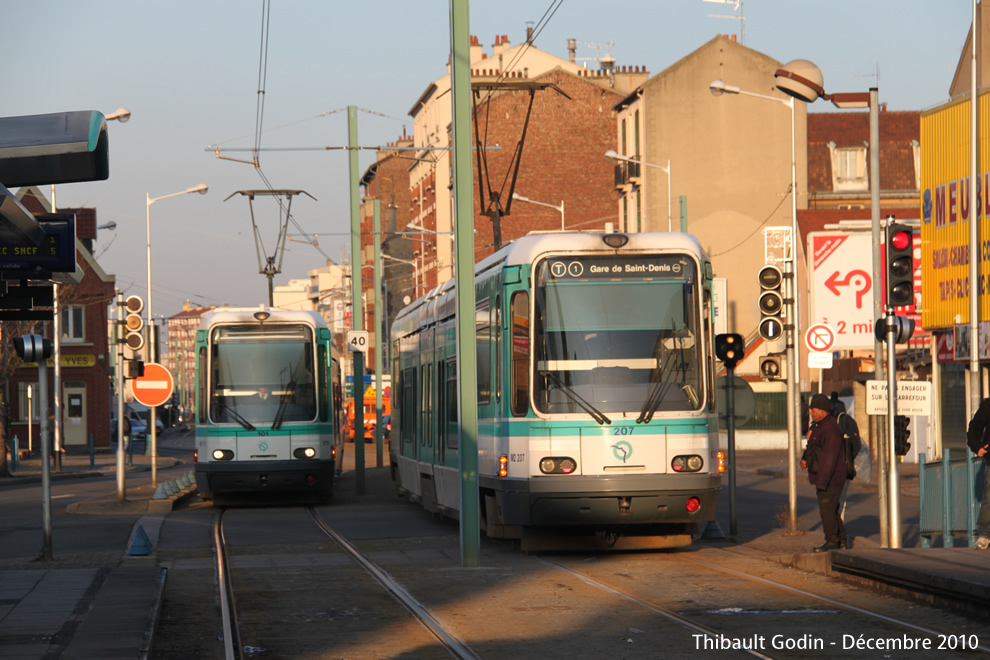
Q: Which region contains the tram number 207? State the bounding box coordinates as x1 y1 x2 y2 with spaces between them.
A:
612 427 635 435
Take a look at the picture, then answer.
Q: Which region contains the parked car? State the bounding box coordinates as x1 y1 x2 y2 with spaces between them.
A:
111 416 147 441
131 409 164 433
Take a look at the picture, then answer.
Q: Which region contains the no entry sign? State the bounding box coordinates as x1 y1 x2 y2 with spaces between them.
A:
132 363 174 407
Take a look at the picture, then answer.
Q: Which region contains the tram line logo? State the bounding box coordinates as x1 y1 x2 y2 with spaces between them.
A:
258 441 269 452
611 440 633 463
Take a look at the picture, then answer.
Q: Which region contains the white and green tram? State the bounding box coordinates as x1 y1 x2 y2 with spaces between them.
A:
390 231 722 549
193 308 344 502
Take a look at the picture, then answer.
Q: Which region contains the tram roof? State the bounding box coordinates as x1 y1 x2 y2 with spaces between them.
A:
394 230 709 328
198 307 328 329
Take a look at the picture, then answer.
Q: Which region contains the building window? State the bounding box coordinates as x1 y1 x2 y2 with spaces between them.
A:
61 305 85 342
18 382 40 422
827 141 868 192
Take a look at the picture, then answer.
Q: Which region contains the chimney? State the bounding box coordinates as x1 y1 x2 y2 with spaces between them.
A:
470 34 483 63
567 38 576 63
492 34 511 58
526 22 534 45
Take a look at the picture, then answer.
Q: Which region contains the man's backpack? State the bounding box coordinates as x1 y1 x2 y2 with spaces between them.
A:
838 412 863 481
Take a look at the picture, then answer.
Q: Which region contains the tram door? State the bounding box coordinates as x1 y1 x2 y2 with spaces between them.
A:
62 382 87 447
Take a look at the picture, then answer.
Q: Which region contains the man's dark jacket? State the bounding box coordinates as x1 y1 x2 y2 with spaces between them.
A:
804 414 847 491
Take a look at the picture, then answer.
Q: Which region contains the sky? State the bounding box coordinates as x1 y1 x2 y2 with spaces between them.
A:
2 0 976 320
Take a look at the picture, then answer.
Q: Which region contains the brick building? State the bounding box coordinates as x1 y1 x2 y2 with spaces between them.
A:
7 187 116 450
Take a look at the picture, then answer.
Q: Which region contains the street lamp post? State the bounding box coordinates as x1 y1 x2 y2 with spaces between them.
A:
146 184 207 485
511 192 565 231
771 59 898 547
709 78 801 535
604 149 672 231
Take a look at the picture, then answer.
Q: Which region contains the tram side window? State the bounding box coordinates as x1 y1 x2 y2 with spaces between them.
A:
402 367 416 445
446 357 458 449
197 346 207 424
476 300 491 404
318 345 329 422
510 291 530 416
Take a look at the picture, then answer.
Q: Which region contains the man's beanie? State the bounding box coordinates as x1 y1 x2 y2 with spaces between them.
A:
809 393 831 412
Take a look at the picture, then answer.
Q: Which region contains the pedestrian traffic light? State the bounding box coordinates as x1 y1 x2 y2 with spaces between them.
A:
758 265 784 341
13 334 52 362
715 333 745 368
759 354 785 381
123 295 145 351
875 316 916 344
894 414 912 456
886 222 914 308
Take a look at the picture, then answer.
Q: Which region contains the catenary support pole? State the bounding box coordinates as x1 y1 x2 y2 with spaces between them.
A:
348 105 365 495
374 199 384 468
451 0 480 567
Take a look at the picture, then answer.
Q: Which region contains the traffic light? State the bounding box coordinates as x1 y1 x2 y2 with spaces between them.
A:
715 333 744 368
759 354 785 381
757 265 784 341
13 334 52 362
123 295 145 351
894 414 912 456
885 222 914 308
875 316 916 344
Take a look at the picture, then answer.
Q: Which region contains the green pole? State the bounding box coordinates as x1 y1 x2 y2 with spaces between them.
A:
348 105 365 495
679 195 688 233
373 199 384 468
450 0 480 567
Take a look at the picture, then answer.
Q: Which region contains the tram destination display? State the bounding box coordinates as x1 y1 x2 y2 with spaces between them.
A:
543 254 692 281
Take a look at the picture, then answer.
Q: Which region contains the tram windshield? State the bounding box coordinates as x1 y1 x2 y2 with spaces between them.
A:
209 324 317 427
533 254 703 418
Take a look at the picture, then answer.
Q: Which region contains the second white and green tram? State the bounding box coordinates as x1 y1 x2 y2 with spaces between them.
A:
390 231 722 549
193 308 345 502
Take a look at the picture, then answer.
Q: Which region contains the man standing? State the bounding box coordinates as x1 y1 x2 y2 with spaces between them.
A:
800 393 848 552
965 398 990 550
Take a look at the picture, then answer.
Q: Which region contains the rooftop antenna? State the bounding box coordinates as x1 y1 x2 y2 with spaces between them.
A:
570 39 615 69
703 0 745 45
224 189 317 306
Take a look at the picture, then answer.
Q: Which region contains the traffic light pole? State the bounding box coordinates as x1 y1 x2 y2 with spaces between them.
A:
886 305 902 548
116 291 126 504
724 363 738 537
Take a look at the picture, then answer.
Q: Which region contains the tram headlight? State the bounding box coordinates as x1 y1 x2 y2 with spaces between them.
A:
293 447 317 459
538 457 577 474
671 455 704 472
212 449 234 461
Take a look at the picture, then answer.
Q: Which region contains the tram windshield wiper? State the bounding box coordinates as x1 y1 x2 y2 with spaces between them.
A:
542 370 611 425
637 336 681 424
217 397 256 431
272 378 296 430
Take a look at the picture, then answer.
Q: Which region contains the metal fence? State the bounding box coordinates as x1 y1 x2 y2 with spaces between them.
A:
918 449 985 548
737 392 796 430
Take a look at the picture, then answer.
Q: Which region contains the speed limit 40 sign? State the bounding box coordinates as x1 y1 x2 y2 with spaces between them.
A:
347 330 369 352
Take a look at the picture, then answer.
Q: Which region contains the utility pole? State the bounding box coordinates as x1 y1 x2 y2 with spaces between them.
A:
348 105 365 495
451 0 480 567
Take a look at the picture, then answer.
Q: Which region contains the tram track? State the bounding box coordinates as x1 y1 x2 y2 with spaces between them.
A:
540 548 989 658
212 506 479 660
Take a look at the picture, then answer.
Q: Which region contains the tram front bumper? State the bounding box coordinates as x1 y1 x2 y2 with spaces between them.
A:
490 473 720 527
195 459 335 495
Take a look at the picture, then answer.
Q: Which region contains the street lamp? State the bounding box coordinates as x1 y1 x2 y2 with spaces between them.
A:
104 107 131 123
511 192 565 231
604 150 671 231
710 78 801 535
772 59 899 548
146 183 207 485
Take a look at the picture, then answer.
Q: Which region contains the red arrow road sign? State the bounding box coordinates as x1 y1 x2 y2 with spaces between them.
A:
132 363 174 407
805 323 836 353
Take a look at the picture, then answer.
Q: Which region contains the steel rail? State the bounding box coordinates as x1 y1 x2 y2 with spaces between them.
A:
307 507 480 660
